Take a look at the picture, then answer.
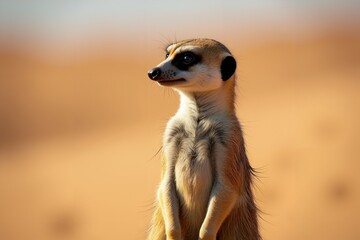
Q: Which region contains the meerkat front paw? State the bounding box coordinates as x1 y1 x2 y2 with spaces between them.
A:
166 228 182 240
198 235 216 240
199 228 216 240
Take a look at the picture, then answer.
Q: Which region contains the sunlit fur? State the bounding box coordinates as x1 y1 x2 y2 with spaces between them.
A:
148 39 260 240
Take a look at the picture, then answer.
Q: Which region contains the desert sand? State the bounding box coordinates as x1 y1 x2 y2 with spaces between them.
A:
0 29 360 240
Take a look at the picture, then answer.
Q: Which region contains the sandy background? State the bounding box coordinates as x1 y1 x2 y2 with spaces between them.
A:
1 1 360 240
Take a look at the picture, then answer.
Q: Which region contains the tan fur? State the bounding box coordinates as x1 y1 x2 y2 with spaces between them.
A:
148 39 260 240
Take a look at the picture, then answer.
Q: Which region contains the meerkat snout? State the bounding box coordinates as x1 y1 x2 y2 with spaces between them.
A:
148 67 162 80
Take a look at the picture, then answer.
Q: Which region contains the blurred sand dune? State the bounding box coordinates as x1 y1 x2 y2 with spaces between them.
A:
0 28 360 239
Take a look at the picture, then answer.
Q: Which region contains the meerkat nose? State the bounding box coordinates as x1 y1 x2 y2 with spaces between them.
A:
148 67 162 80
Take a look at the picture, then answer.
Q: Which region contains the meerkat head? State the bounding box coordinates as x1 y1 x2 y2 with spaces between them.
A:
148 39 236 92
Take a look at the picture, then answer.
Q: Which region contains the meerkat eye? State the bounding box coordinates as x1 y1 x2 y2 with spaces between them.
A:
172 51 200 70
182 52 195 64
165 53 169 59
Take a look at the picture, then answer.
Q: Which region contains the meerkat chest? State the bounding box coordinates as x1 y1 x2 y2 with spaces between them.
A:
165 116 230 210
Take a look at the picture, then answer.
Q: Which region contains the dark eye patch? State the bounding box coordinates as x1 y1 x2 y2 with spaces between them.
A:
171 51 201 71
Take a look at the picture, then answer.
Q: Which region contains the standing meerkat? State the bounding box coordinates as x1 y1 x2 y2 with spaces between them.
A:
147 39 260 240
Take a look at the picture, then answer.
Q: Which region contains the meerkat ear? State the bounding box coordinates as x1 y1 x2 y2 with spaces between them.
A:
220 56 237 81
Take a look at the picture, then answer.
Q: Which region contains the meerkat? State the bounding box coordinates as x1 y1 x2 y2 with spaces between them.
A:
147 39 260 240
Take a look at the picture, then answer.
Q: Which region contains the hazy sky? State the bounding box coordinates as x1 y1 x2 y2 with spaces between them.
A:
1 1 359 31
1 0 359 51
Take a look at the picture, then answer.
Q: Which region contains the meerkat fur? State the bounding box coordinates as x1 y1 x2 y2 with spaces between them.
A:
147 39 260 240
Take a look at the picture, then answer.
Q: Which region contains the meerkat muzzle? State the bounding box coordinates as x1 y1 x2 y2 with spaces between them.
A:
157 78 186 86
148 67 162 80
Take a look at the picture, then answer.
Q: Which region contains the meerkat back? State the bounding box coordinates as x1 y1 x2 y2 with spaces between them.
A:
147 39 260 240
